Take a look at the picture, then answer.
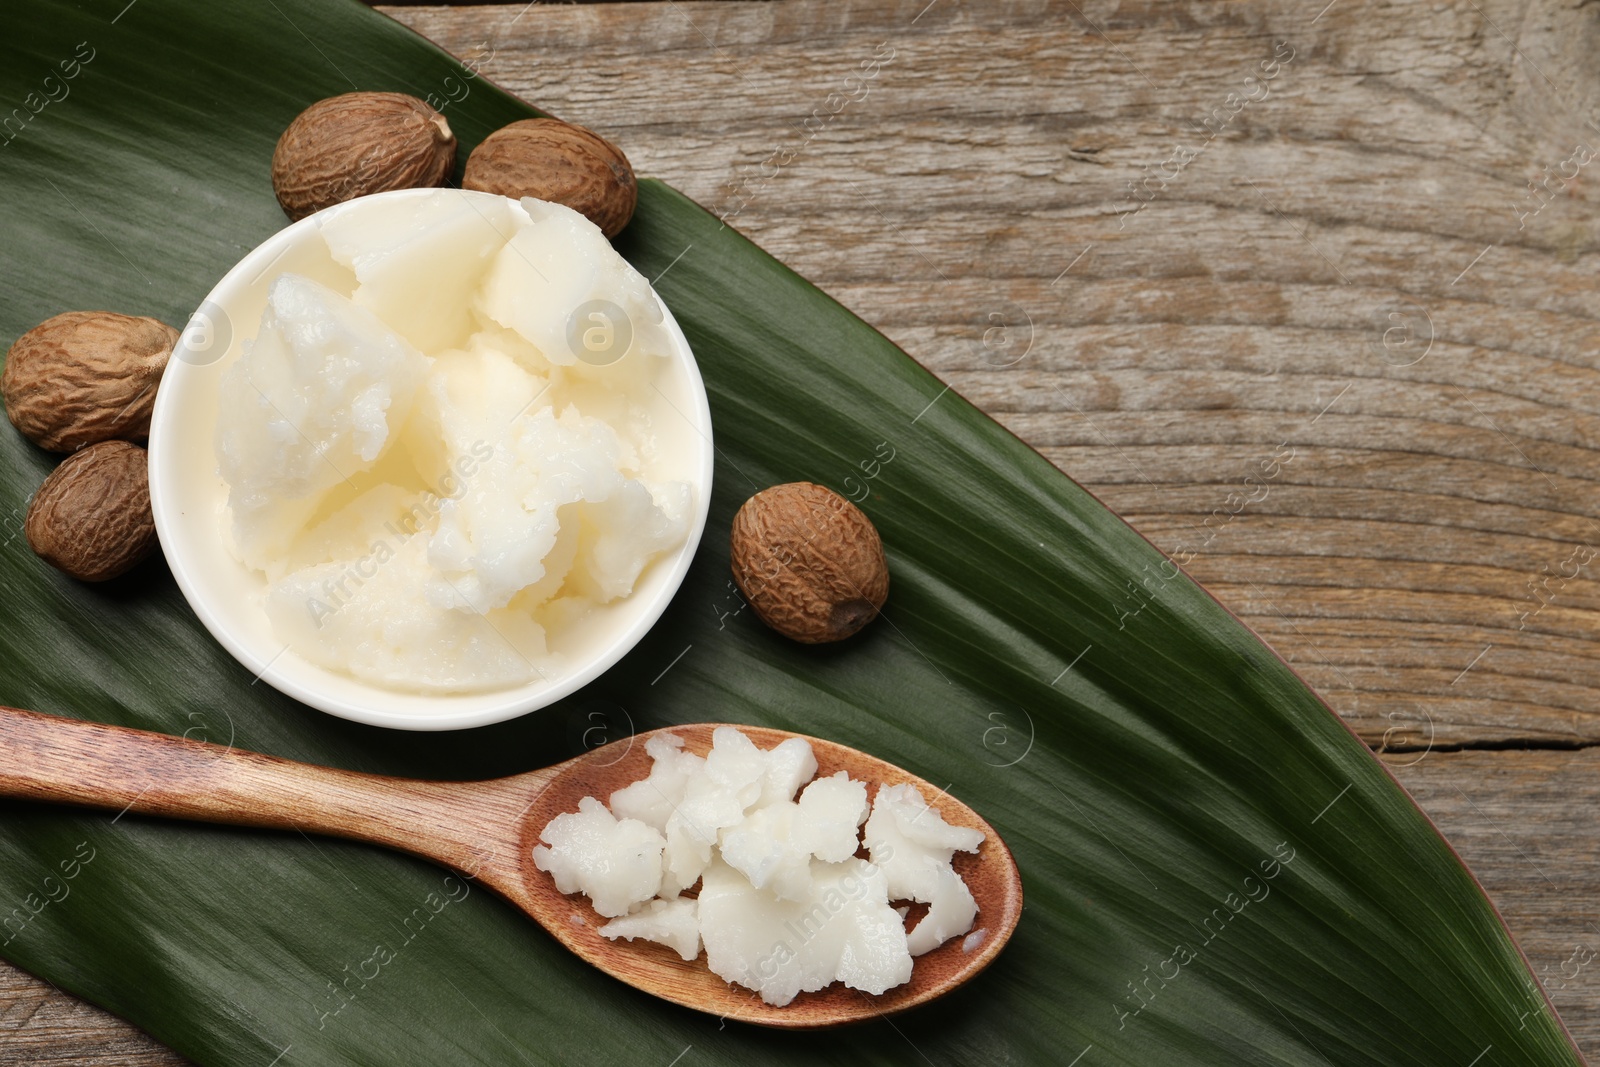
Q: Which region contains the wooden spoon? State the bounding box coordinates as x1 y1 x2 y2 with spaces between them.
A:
0 708 1022 1029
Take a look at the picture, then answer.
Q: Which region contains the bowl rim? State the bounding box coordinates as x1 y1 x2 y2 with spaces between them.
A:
147 188 715 731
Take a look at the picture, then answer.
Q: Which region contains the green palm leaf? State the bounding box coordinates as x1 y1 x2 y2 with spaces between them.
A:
0 1 1580 1064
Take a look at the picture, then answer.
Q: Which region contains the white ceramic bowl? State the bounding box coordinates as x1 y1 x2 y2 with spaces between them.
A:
148 189 714 731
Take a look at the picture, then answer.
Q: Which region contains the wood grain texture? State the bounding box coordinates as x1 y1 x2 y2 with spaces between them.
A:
0 705 546 887
6 0 1600 1062
0 963 190 1066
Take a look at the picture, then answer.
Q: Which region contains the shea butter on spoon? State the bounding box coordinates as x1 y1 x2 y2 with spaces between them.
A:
214 192 694 695
0 710 1022 1028
533 726 985 1006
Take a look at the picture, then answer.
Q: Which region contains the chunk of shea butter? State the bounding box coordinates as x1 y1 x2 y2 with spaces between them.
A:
599 895 700 962
660 726 770 894
540 727 984 1006
609 733 706 832
719 772 868 901
864 783 984 957
417 346 686 613
699 856 912 1006
904 862 979 957
794 772 870 862
532 797 664 918
215 192 694 695
217 273 427 574
478 197 665 366
319 190 515 354
758 737 820 808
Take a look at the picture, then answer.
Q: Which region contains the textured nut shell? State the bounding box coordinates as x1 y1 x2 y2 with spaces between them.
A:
730 482 889 644
462 118 637 237
2 311 177 453
25 440 157 582
271 92 456 221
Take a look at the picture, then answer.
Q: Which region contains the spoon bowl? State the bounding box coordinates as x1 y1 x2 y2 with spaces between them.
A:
0 708 1022 1029
517 723 1022 1027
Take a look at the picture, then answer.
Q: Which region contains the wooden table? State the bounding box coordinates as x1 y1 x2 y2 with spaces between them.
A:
6 0 1600 1061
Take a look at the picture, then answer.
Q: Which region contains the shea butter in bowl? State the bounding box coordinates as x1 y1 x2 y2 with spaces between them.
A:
149 188 713 730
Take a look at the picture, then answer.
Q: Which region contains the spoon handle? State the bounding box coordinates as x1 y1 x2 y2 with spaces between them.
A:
0 705 537 880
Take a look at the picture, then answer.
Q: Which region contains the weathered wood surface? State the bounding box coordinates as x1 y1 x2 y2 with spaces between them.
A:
0 966 185 1066
7 0 1600 1061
